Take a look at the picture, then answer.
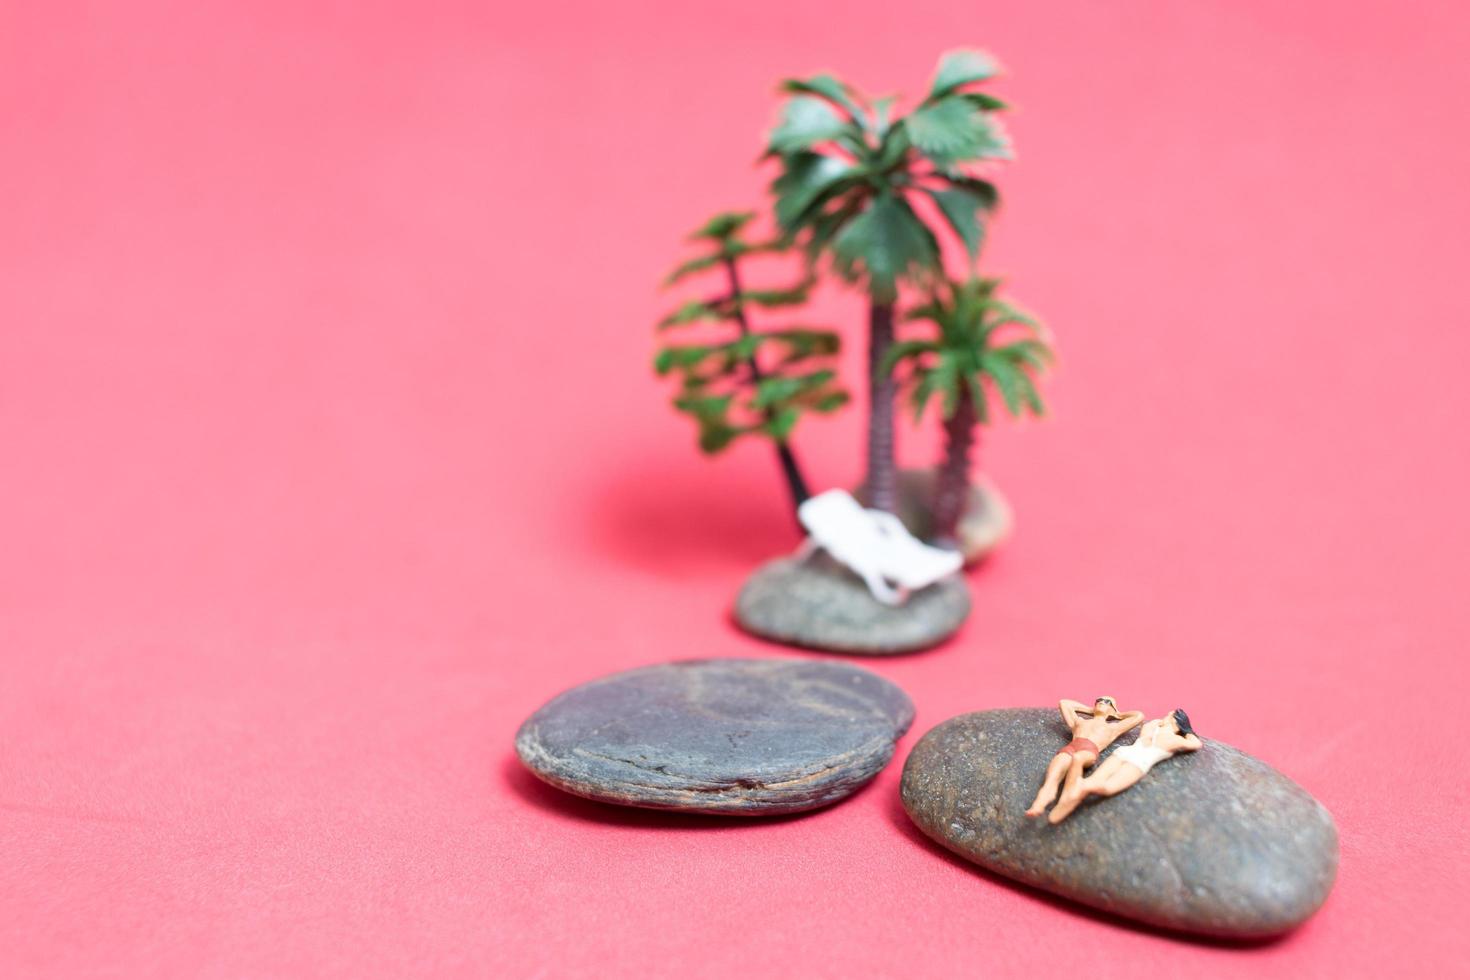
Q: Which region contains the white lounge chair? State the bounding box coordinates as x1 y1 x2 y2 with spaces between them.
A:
796 489 963 606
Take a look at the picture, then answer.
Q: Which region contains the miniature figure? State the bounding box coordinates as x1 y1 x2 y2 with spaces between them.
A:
1046 710 1203 824
1025 697 1144 818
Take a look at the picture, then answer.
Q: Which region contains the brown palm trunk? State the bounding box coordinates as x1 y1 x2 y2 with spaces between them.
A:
773 441 811 515
723 256 811 520
932 387 977 545
864 301 898 513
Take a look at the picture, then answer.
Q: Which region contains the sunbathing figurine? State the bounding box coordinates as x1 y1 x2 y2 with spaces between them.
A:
1025 697 1144 818
1046 709 1202 824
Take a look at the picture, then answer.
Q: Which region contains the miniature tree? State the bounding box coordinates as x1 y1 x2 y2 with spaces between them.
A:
766 50 1011 514
655 212 849 517
883 277 1051 544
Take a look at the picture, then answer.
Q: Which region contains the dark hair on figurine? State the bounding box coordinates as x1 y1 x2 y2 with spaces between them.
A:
1171 709 1196 738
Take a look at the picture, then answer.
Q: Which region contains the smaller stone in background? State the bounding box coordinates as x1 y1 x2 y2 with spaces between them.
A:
734 552 970 655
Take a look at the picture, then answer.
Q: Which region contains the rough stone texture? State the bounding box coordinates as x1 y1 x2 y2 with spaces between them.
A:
859 468 1014 565
516 658 915 815
900 708 1339 938
733 552 970 655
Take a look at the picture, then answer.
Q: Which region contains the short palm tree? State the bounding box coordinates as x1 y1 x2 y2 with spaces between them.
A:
884 277 1052 544
655 212 849 518
766 50 1011 513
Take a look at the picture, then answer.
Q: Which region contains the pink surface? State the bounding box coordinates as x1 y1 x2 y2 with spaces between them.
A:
3 1 1468 976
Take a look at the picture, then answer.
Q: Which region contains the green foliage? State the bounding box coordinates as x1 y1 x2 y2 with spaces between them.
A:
883 277 1052 426
654 213 849 455
768 97 858 156
780 75 867 122
771 152 862 231
662 252 723 285
740 285 811 308
905 98 1008 165
831 193 939 300
929 49 1000 100
766 49 1012 301
924 186 987 260
691 211 756 240
657 298 723 328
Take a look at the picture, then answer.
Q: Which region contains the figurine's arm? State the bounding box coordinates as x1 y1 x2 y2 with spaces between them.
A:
1161 731 1203 753
1059 700 1088 728
1116 711 1145 733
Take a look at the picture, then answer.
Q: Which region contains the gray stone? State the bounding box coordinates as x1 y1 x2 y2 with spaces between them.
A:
516 658 914 815
900 708 1338 938
859 468 1014 565
733 551 970 655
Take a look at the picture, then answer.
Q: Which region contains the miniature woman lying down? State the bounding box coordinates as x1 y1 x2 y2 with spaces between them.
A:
1047 710 1202 825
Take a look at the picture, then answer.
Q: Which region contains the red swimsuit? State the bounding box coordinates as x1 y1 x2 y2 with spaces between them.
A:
1061 737 1099 757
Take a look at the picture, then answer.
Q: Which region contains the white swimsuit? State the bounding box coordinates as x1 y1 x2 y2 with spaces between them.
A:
1112 724 1172 774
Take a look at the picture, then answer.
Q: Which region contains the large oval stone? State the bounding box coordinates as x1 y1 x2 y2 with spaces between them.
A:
734 552 970 655
900 708 1338 938
516 658 914 814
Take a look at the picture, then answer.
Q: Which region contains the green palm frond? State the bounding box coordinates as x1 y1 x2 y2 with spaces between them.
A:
886 276 1052 423
691 211 756 241
927 50 1002 103
655 212 850 455
778 75 868 125
766 50 1012 298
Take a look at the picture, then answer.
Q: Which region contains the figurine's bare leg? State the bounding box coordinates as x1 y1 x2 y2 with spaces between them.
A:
1048 761 1143 824
1072 756 1124 796
1045 778 1096 824
1025 754 1073 816
1059 752 1095 799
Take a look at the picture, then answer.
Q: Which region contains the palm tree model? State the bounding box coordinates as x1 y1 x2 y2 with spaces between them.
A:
766 50 1012 514
655 212 849 518
884 277 1051 545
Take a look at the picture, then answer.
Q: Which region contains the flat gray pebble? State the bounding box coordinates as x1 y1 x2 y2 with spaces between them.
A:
733 552 970 655
900 708 1338 938
516 658 915 815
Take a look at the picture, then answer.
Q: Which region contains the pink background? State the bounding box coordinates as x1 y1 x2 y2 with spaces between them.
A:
3 1 1467 975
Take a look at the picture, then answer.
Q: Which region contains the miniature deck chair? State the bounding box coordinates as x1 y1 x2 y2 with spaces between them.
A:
796 489 963 606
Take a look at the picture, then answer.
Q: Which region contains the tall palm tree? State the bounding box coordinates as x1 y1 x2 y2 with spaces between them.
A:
884 277 1051 544
766 50 1011 513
